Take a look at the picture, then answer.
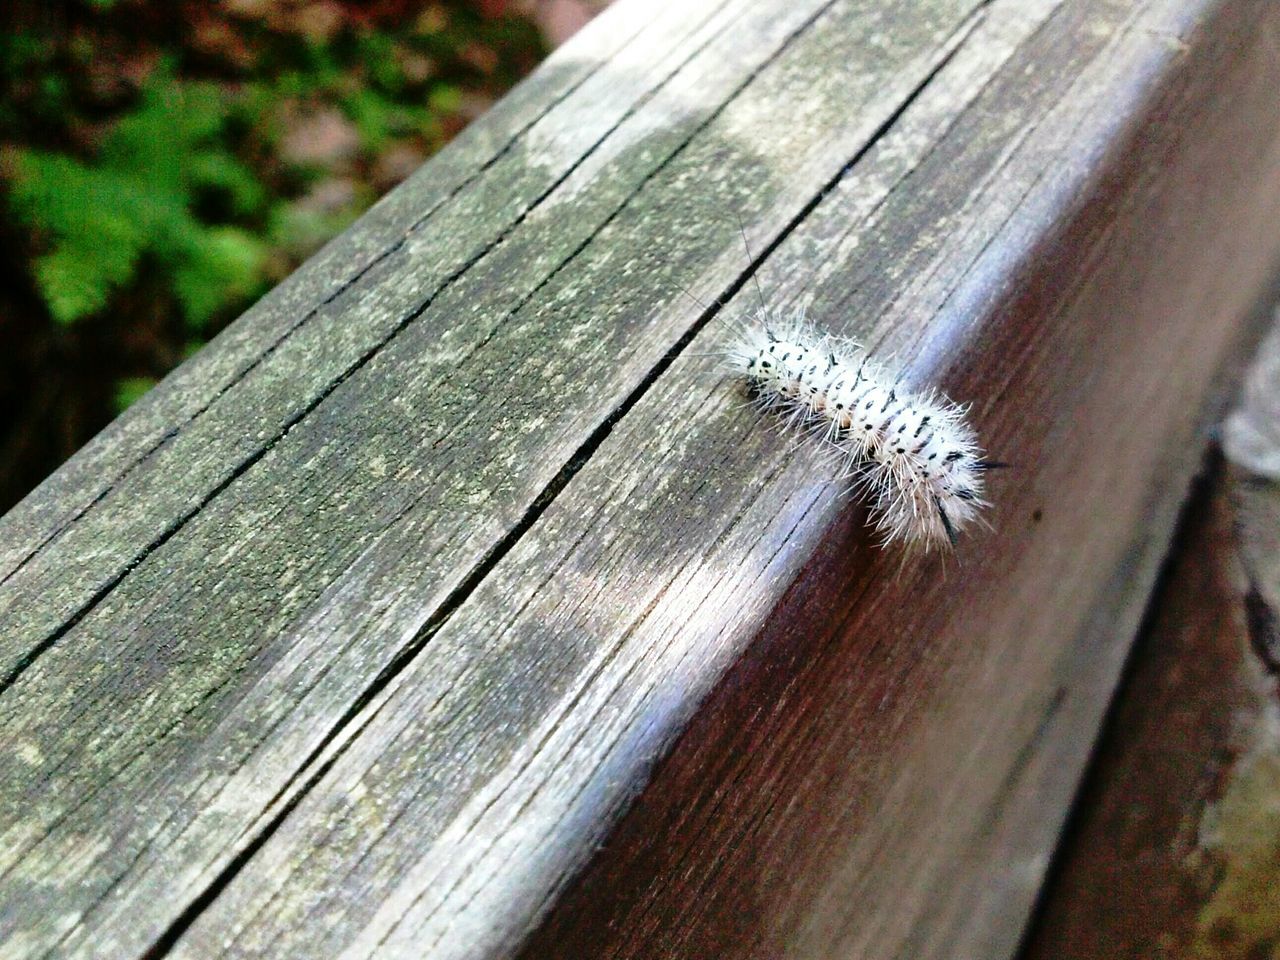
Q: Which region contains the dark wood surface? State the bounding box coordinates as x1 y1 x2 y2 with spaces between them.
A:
3 0 1280 957
1020 326 1280 960
1017 463 1280 960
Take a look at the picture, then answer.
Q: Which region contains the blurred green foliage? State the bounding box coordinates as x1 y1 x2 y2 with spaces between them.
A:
10 73 269 327
0 0 547 511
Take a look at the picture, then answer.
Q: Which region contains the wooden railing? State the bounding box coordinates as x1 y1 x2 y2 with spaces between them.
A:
4 0 1280 957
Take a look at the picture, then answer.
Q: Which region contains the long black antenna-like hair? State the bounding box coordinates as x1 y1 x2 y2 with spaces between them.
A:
736 214 770 319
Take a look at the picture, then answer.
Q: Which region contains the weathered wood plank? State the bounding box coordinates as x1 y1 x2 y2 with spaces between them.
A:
147 0 1280 957
506 3 1280 955
0 0 785 664
0 0 667 589
0 0 996 957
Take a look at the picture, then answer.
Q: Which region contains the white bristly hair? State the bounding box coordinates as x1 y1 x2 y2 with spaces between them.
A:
724 307 992 550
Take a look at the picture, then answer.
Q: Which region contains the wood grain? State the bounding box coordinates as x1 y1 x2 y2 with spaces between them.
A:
0 0 990 956
4 0 1280 957
508 0 1280 951
171 0 1280 957
0 0 706 668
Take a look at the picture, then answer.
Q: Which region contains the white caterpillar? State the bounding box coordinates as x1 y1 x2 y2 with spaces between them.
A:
726 308 992 550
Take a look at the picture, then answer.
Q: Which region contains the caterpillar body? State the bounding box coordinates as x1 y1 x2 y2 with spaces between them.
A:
726 310 991 550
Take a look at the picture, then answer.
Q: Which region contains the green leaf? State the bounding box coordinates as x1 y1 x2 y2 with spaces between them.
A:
7 70 273 327
188 152 268 216
34 248 112 324
171 226 268 329
114 376 156 413
427 83 462 115
358 34 403 93
343 88 397 149
11 152 150 323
